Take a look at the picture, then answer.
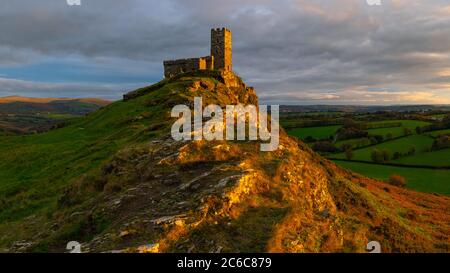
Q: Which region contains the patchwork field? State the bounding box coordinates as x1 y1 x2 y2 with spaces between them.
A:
365 120 430 138
288 125 341 140
284 112 450 195
334 135 435 162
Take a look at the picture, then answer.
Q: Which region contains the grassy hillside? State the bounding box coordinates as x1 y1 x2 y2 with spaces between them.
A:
0 80 182 232
0 72 449 253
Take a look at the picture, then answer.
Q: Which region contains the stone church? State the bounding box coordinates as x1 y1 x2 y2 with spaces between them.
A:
163 28 233 78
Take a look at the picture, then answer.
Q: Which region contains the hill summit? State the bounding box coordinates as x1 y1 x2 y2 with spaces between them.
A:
1 71 449 253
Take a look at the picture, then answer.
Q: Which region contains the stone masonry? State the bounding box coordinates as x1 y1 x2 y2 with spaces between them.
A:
211 28 232 71
163 28 232 78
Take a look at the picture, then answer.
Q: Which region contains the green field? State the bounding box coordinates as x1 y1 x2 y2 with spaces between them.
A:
427 129 450 137
335 135 434 161
393 149 450 167
335 138 370 148
366 120 430 138
366 127 405 138
367 120 430 129
288 125 341 140
335 160 450 195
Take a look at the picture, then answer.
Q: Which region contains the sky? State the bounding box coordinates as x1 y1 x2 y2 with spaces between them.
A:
1 0 450 105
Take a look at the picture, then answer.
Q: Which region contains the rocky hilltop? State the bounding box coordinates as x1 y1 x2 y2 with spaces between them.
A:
2 71 449 253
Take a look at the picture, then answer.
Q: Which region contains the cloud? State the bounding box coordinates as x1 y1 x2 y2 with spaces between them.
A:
0 0 450 104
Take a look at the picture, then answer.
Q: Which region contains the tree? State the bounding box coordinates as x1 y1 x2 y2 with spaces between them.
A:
407 146 416 156
371 149 384 163
382 149 391 162
345 148 354 160
312 141 339 153
304 136 317 143
432 135 450 151
403 127 413 136
415 126 422 134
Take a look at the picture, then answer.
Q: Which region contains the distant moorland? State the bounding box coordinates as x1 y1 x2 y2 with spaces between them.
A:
0 96 111 135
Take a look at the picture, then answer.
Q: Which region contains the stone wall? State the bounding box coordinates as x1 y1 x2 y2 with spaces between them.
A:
163 57 210 78
204 55 214 70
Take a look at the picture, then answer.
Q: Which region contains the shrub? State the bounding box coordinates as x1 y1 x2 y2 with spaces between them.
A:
415 126 422 134
432 135 450 151
371 149 384 163
336 127 368 141
312 141 339 153
370 149 391 163
387 174 407 188
407 146 416 156
403 128 413 136
304 136 317 143
382 149 391 161
341 143 352 152
345 148 354 160
393 151 402 160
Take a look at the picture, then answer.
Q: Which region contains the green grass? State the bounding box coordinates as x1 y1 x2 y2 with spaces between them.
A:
288 125 341 140
366 120 430 138
427 129 450 137
335 135 434 161
366 127 406 138
367 120 430 129
334 160 450 195
0 80 184 223
336 138 368 147
393 149 450 167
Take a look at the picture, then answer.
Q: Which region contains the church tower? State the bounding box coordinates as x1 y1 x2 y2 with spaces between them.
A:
211 28 232 71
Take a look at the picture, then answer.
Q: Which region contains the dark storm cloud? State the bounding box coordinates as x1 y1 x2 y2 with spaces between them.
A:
0 0 450 103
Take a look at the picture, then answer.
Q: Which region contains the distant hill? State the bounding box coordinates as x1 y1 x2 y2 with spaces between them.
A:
0 71 448 253
281 104 450 113
0 96 111 135
0 96 111 106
